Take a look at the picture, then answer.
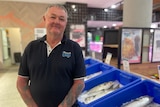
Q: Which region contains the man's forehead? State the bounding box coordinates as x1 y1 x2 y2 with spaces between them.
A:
48 7 67 16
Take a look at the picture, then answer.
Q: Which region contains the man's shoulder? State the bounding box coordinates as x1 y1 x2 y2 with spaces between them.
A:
27 39 41 47
66 39 80 46
29 35 46 45
25 39 44 52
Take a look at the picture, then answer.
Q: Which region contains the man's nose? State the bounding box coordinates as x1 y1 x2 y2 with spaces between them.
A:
54 18 60 23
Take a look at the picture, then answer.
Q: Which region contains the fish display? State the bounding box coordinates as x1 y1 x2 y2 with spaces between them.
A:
84 71 102 81
85 64 90 68
121 95 154 107
78 81 120 104
146 103 160 107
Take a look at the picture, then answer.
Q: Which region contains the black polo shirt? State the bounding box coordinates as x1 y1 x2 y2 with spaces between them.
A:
18 35 86 107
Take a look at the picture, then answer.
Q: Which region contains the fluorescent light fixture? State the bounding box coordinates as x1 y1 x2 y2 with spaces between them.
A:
151 24 157 28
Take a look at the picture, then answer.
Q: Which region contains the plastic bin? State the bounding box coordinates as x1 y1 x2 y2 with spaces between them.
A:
84 58 100 68
79 68 141 107
92 79 160 107
85 63 115 82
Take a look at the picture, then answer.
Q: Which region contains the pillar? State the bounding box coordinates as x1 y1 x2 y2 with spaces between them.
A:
123 0 152 27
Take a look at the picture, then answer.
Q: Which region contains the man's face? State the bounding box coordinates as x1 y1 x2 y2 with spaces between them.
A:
44 7 67 36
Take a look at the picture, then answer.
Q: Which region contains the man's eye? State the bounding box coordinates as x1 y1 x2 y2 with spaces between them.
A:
60 18 65 21
51 16 56 19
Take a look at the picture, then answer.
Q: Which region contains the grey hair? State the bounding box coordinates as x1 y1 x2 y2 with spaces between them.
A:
45 4 68 18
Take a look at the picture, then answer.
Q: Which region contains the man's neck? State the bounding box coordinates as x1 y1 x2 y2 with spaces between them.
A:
46 34 62 48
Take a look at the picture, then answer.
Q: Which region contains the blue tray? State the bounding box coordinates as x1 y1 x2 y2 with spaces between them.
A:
84 62 115 82
84 58 101 68
79 68 141 107
92 79 160 107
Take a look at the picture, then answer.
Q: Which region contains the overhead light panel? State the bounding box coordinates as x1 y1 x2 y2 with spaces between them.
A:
151 24 157 28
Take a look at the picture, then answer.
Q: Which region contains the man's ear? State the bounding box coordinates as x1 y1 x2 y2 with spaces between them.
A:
43 16 46 21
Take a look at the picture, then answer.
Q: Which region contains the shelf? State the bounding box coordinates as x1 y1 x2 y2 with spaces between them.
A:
103 44 118 48
143 46 149 48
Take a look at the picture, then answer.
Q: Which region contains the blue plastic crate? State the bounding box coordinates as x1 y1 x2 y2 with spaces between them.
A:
84 58 101 68
92 79 160 107
85 63 115 82
79 68 141 107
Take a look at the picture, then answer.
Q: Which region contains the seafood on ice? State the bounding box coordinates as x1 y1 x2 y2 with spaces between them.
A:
78 80 121 104
121 95 153 107
84 71 102 81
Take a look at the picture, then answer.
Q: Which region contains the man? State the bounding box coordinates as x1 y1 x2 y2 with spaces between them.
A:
17 4 86 107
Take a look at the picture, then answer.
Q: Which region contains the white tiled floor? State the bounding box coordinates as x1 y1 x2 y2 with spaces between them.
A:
0 65 26 107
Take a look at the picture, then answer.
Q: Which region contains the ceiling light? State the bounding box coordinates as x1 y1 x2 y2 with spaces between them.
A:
71 5 76 9
73 8 77 12
112 24 117 26
103 26 107 28
104 8 108 12
111 5 116 9
150 29 154 33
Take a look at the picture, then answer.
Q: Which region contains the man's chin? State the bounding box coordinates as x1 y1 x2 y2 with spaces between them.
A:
50 31 62 36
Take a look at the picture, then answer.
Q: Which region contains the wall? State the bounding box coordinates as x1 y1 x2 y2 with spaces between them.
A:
0 1 48 51
0 1 89 66
0 30 3 66
65 2 88 55
0 1 88 50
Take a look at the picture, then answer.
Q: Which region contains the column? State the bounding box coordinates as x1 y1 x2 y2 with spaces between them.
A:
123 0 152 27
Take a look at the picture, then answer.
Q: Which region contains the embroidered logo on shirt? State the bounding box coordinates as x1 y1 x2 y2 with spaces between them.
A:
62 51 71 58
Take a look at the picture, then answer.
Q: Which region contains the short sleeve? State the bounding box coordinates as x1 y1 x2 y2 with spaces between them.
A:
73 42 86 79
18 43 31 77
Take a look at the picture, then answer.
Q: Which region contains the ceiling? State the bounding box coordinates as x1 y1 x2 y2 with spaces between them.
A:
2 0 160 28
3 0 122 8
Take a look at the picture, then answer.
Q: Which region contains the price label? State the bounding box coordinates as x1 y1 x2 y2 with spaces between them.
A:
123 59 130 72
157 65 160 80
105 52 112 64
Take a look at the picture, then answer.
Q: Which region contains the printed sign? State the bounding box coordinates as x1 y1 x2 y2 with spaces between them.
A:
121 28 142 63
34 28 46 40
157 65 160 80
123 58 130 72
152 30 160 62
105 52 112 64
70 24 85 47
89 41 103 53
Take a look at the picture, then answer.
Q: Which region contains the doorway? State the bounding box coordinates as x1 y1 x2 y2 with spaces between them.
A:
0 28 22 68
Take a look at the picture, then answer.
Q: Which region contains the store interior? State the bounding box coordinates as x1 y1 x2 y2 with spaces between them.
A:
0 0 160 107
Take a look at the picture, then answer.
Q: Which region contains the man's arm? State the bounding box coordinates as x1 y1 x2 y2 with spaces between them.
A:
58 79 85 107
16 76 38 107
